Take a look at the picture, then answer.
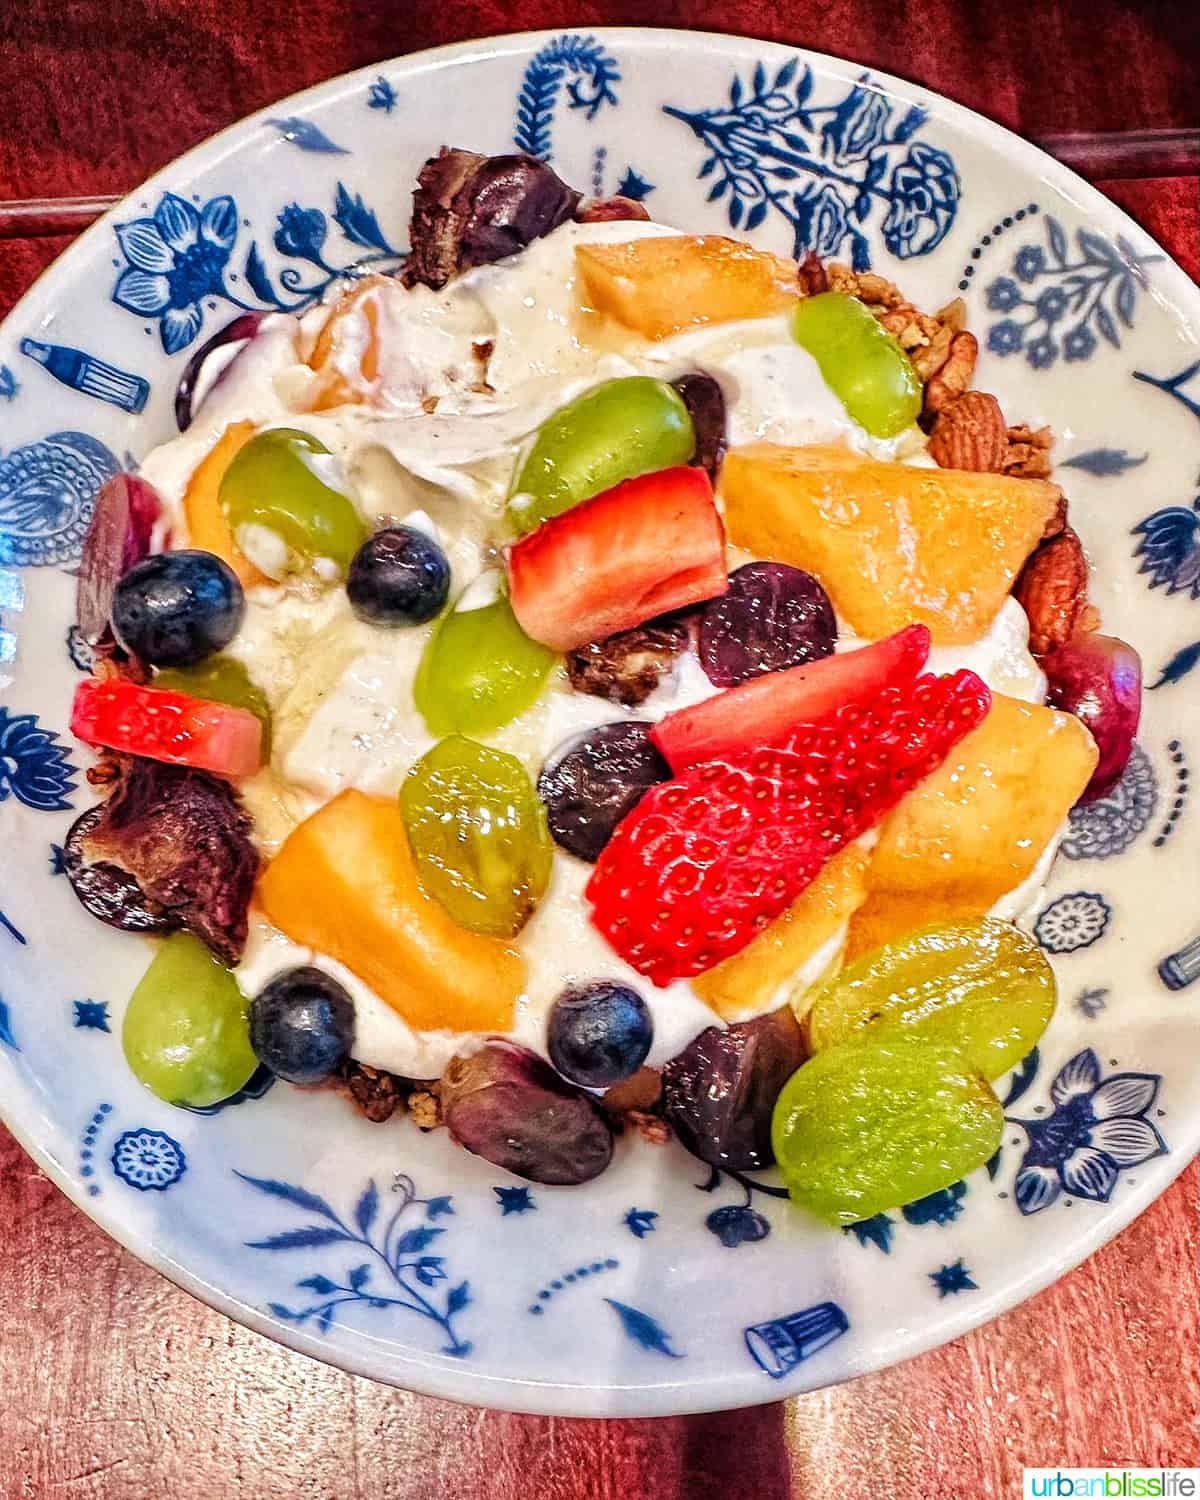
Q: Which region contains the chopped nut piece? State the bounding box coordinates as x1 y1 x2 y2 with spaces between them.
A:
1004 422 1055 480
927 391 1009 473
333 1059 408 1123
1013 525 1090 656
566 617 690 707
602 1067 662 1113
626 1109 671 1145
407 1088 441 1130
923 331 979 412
796 252 828 296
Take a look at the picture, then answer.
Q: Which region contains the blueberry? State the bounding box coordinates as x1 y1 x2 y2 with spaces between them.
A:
547 981 652 1088
112 549 244 667
347 525 451 625
249 966 355 1084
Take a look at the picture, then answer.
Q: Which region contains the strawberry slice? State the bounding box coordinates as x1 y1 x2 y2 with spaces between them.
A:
651 624 930 771
587 670 991 986
71 677 263 779
507 466 727 652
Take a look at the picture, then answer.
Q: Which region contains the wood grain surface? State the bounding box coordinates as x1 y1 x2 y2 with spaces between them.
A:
1 4 1197 1496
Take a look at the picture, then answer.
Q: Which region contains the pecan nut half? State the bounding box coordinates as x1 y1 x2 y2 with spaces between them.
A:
923 330 979 412
927 391 1009 472
1013 525 1090 656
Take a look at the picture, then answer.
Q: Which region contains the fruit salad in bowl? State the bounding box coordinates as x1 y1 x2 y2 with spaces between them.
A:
61 144 1139 1225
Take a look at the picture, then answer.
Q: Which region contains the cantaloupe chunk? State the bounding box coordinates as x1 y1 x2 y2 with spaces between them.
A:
305 274 390 409
258 788 524 1034
575 236 800 340
865 692 1097 909
844 891 990 963
720 443 1060 644
693 845 869 1021
183 420 268 588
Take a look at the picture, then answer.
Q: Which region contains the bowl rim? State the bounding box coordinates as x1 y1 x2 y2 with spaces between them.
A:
3 25 1198 1416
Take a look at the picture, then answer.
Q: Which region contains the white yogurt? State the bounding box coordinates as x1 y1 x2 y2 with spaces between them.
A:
132 217 1064 1078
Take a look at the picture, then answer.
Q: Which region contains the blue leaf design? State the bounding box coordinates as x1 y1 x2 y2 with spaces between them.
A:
244 244 280 306
1078 227 1119 267
1116 275 1137 328
893 103 927 141
1047 216 1068 263
424 1195 454 1220
1062 448 1148 477
1000 1047 1041 1109
774 58 797 87
843 1213 893 1252
332 182 395 254
268 116 350 155
354 1180 378 1236
605 1299 683 1358
752 61 767 95
268 1302 297 1320
0 999 18 1051
698 156 717 179
298 1274 338 1294
235 1172 343 1224
349 1264 370 1291
447 1281 471 1315
245 1227 353 1251
1095 303 1120 349
1149 640 1200 690
394 1224 444 1256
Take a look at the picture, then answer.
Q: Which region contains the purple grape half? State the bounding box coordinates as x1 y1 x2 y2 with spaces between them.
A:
174 313 267 431
538 722 671 862
441 1040 613 1184
672 371 727 483
661 1009 805 1171
698 562 836 686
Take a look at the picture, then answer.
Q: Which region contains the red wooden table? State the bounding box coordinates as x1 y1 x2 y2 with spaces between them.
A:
1 5 1197 1495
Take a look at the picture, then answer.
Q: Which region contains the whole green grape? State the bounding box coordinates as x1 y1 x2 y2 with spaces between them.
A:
508 376 694 533
790 292 922 439
771 1032 1003 1225
219 426 366 569
414 581 556 737
401 735 553 937
156 655 273 756
123 932 258 1107
805 916 1055 1080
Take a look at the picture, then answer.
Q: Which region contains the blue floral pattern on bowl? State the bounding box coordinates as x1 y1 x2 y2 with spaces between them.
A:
0 30 1197 1415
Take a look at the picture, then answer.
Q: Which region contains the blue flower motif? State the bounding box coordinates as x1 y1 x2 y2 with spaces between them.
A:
1036 287 1068 322
1011 1048 1166 1214
113 192 238 354
1027 335 1058 370
987 319 1025 356
73 1000 111 1032
792 182 850 259
1034 891 1111 953
274 204 327 263
705 1204 770 1247
494 1185 535 1215
367 76 398 113
0 707 77 811
1014 244 1046 282
616 167 655 202
901 1180 966 1225
820 80 892 165
881 143 959 258
930 1259 977 1296
1063 323 1098 362
985 277 1021 312
1061 745 1156 860
111 1128 187 1191
843 1213 894 1252
624 1207 658 1239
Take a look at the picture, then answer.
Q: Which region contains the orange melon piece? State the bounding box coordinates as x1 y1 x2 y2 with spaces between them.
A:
844 891 991 964
867 693 1098 911
693 845 869 1021
183 420 268 588
575 236 800 340
258 788 524 1034
720 443 1060 644
305 274 390 409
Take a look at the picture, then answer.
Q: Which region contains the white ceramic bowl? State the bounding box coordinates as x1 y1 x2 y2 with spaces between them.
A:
2 29 1198 1416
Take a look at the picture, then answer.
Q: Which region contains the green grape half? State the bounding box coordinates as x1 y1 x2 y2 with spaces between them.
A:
413 580 557 737
156 655 273 757
508 376 694 533
790 292 922 439
400 735 553 937
219 426 366 569
122 932 257 1107
805 917 1055 1081
771 1032 1003 1225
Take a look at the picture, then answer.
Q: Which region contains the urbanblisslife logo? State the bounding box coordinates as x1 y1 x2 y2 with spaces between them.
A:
1024 1472 1200 1497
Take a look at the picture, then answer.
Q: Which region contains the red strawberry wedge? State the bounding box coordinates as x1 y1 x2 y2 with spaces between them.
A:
587 670 991 986
71 677 263 779
507 466 727 652
651 624 931 772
